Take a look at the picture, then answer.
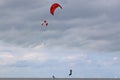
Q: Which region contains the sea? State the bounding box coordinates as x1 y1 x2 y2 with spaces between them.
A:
0 78 120 80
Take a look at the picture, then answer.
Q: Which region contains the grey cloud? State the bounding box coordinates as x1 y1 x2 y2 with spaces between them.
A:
0 0 120 52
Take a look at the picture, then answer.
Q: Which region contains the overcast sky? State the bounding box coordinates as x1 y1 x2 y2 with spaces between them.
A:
0 0 120 78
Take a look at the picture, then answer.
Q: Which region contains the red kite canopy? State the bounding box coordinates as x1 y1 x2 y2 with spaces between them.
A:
50 3 62 16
